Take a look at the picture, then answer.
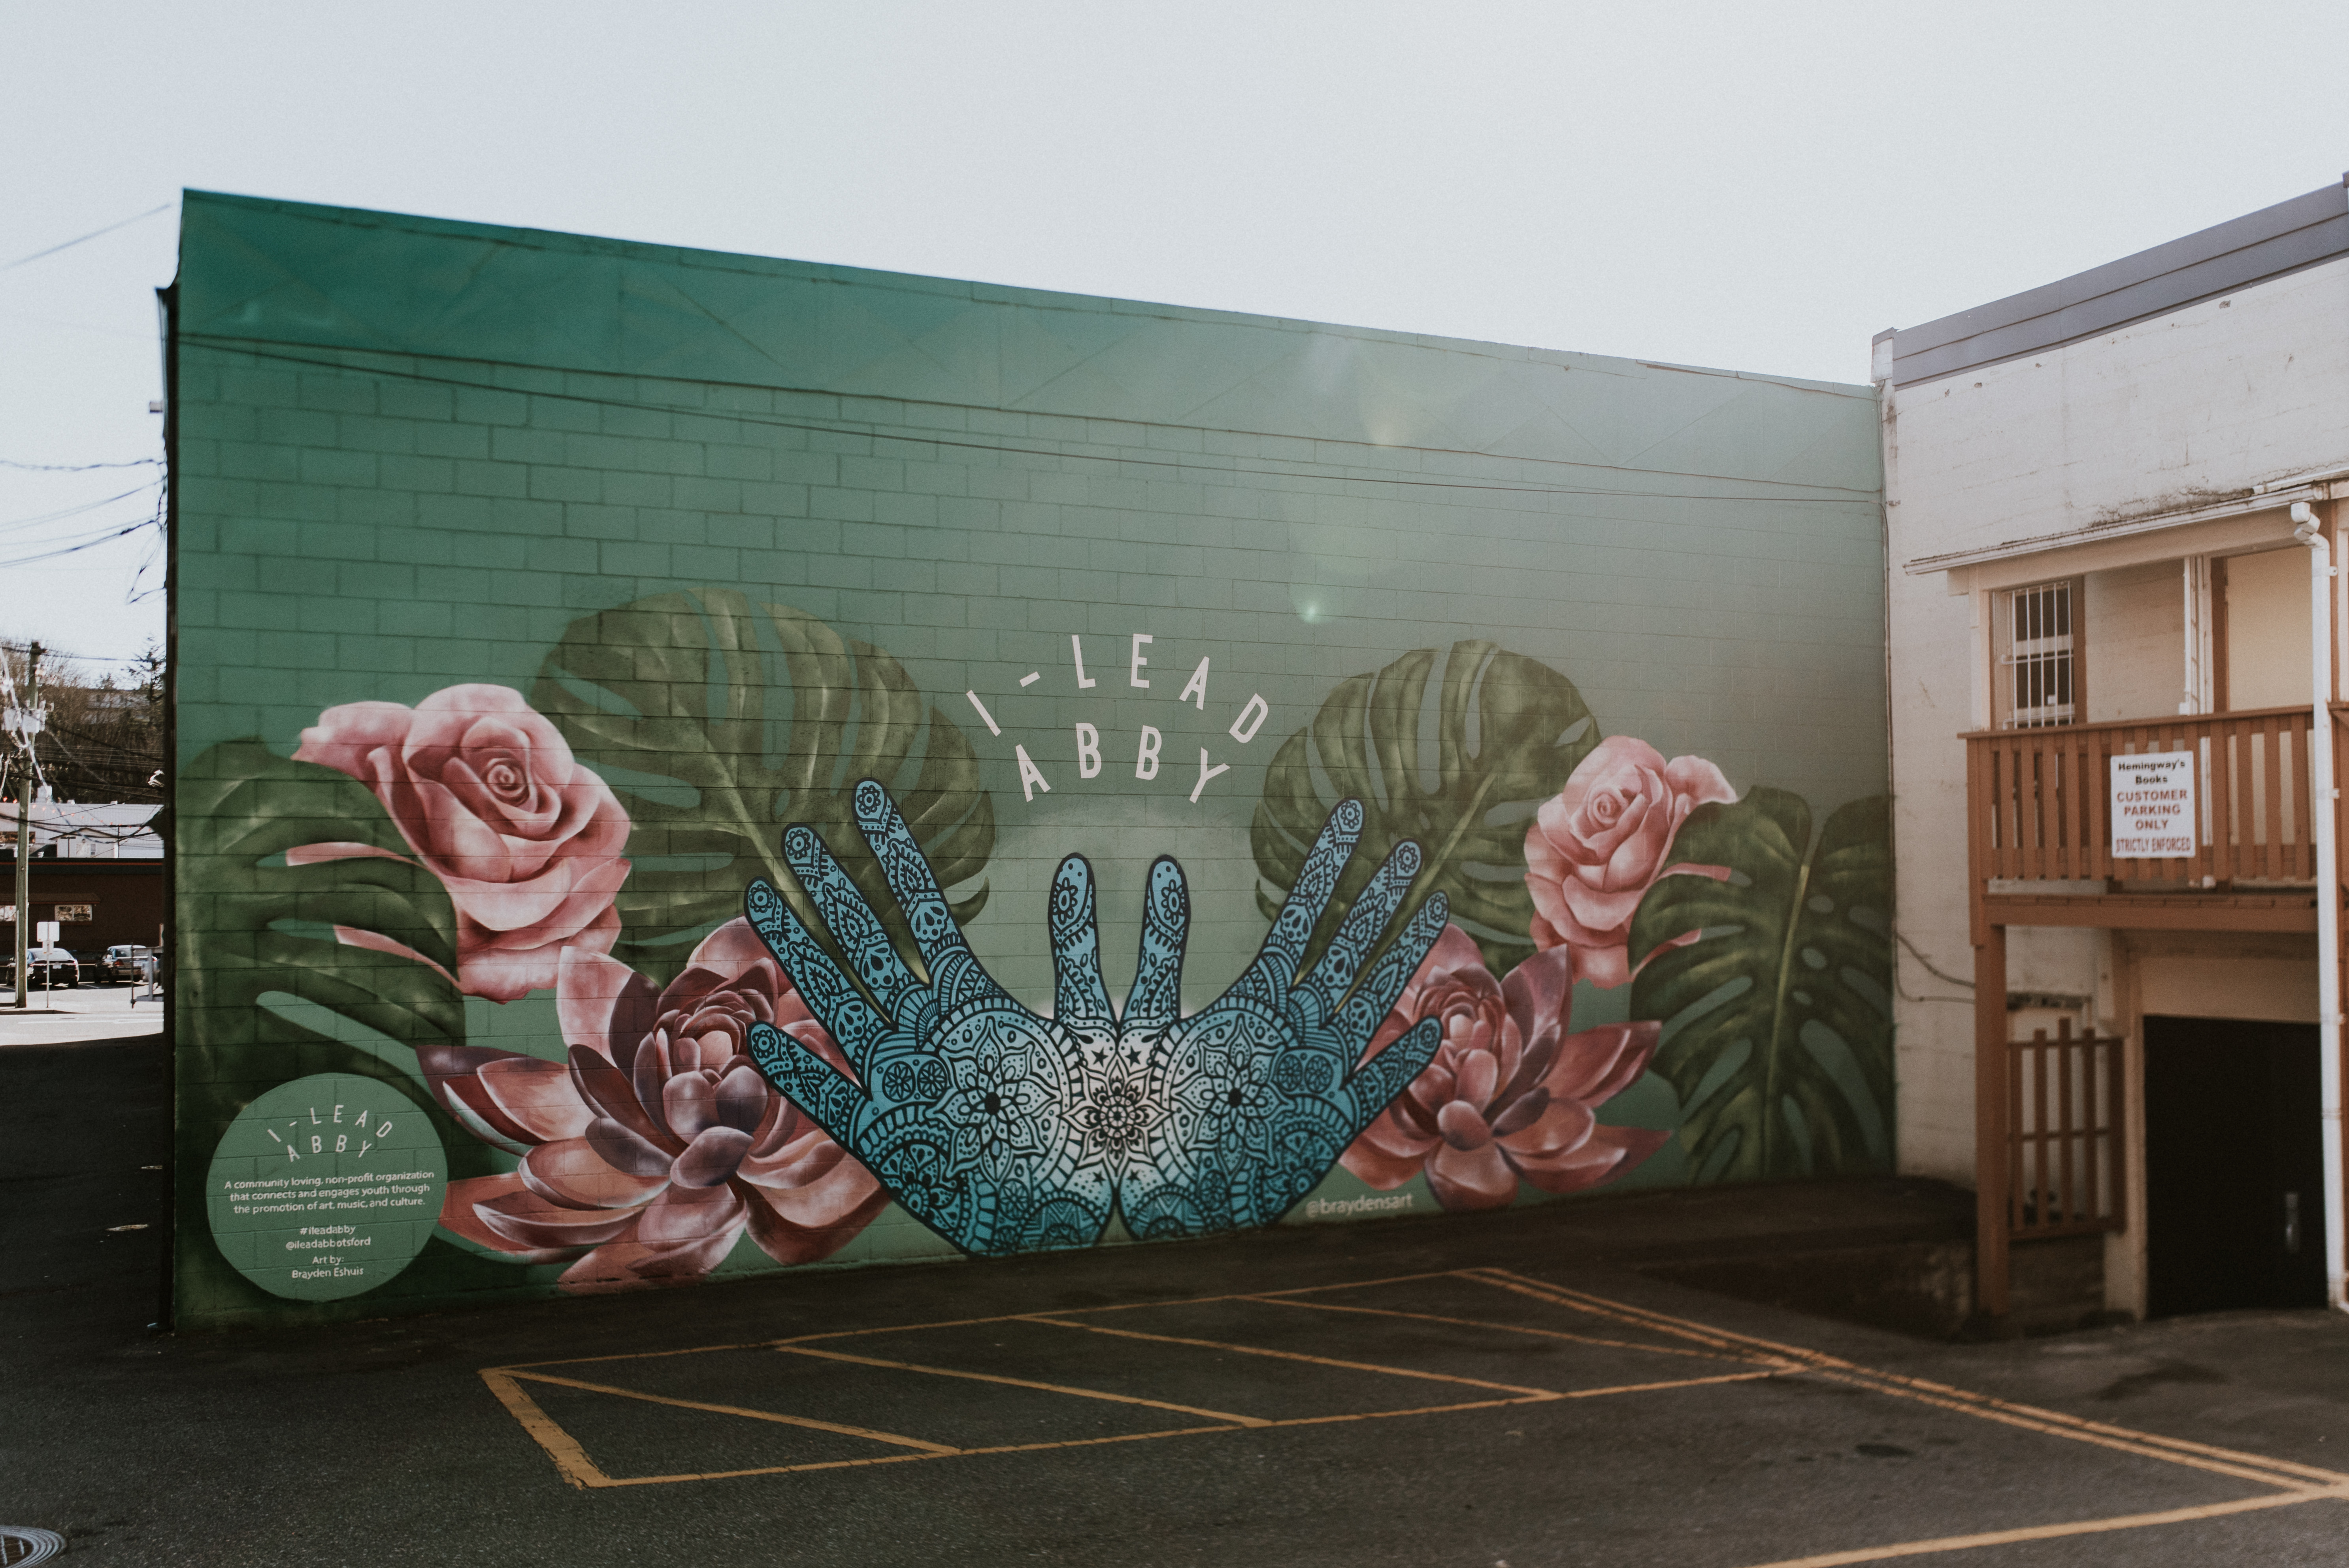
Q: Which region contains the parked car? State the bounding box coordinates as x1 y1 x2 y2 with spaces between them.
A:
103 944 153 985
4 946 81 989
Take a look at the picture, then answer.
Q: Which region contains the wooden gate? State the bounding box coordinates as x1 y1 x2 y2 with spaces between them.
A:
2007 1020 2126 1240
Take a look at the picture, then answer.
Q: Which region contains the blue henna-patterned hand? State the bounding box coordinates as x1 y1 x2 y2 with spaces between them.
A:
745 782 1445 1254
1120 800 1450 1238
744 780 1118 1257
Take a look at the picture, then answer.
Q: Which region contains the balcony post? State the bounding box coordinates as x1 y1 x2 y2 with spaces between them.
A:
1974 923 2010 1319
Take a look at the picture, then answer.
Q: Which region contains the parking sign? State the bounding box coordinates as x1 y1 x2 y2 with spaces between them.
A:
2110 752 2196 858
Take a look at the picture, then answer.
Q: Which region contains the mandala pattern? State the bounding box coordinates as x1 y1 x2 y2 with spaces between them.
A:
746 780 1447 1256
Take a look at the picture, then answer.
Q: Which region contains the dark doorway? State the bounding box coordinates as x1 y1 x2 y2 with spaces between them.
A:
2144 1016 2325 1315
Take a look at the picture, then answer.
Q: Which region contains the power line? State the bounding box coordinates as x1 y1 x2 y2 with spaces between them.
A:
0 203 173 273
0 457 162 472
0 645 160 666
0 481 160 535
0 517 156 570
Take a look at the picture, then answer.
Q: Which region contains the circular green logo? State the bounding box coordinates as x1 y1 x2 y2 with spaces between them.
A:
206 1074 447 1301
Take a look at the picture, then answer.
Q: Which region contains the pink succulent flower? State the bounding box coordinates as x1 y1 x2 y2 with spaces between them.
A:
1524 736 1736 987
425 920 887 1289
1340 925 1667 1211
292 684 631 1001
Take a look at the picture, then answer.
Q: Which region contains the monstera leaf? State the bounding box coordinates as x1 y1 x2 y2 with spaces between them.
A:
174 740 494 1313
532 588 994 986
1628 791 1893 1183
178 739 465 1060
1252 641 1597 976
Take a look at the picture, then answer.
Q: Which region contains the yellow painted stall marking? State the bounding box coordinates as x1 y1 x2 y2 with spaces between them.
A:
1731 1487 2349 1568
772 1342 1273 1427
503 1370 958 1452
1018 1313 1564 1398
480 1254 2346 1568
1466 1268 2343 1491
478 1372 613 1491
1252 1294 1770 1364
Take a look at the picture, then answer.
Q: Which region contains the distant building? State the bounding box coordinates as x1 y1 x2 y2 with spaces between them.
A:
1 792 164 859
2 794 164 962
1881 177 2349 1321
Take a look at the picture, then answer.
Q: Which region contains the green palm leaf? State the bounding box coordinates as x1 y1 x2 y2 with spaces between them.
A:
1251 641 1598 976
530 588 994 986
178 740 463 1052
1627 791 1893 1182
174 740 490 1315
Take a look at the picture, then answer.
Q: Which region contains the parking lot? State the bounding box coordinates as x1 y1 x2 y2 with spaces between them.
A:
0 980 160 1045
6 1035 2347 1566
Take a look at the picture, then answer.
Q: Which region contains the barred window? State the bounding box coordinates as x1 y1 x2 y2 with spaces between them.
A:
2003 582 2076 727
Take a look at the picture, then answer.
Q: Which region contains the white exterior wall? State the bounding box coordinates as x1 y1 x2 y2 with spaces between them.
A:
2083 562 2184 722
1884 253 2349 1184
2226 545 2317 709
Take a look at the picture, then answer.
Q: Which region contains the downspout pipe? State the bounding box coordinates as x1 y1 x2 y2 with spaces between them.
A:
2291 499 2347 1312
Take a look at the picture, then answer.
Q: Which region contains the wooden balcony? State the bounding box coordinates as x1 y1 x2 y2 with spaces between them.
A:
1964 703 2339 940
1964 702 2345 1319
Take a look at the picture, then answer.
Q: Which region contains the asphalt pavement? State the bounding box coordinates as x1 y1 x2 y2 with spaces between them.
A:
4 1035 2347 1567
0 981 162 1046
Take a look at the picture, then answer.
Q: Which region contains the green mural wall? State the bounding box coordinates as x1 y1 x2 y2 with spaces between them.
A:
168 191 1888 1327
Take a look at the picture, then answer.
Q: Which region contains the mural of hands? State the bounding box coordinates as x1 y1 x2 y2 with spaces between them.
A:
1119 802 1448 1238
744 782 1118 1256
746 782 1446 1255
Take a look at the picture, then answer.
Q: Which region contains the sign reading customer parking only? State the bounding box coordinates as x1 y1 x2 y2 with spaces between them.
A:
2111 752 2196 858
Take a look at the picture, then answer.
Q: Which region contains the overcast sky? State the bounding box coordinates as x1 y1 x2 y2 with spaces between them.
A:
4 0 2344 668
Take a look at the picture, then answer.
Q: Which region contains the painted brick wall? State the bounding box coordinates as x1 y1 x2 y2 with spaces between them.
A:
170 193 1887 1327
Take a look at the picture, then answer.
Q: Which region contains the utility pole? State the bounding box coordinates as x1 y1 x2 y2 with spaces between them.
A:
7 642 42 1010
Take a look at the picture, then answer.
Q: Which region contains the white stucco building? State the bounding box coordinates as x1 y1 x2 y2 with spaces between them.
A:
1880 175 2349 1322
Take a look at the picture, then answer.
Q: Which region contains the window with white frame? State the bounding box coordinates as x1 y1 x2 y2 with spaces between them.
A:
2002 580 2076 727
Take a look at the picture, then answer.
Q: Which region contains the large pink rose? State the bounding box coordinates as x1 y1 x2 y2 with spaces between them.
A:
292 684 631 1001
1524 736 1736 988
1340 925 1667 1211
425 920 888 1290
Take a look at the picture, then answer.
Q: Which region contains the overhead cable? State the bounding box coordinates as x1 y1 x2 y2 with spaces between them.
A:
0 481 161 535
0 457 162 472
0 203 173 273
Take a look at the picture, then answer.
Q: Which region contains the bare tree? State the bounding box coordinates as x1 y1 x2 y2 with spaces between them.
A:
0 639 164 806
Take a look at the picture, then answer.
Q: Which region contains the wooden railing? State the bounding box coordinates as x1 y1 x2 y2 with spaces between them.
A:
2007 1021 2125 1240
1968 703 2349 1312
1966 704 2321 887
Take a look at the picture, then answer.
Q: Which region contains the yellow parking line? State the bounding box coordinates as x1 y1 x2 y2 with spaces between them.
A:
1470 1268 2343 1493
1832 1363 2349 1487
1250 1294 1772 1364
762 1270 1470 1343
1732 1487 2349 1568
1463 1269 1790 1363
773 1342 1271 1427
482 1250 2342 1563
479 1371 614 1490
1020 1313 1564 1398
503 1370 958 1453
1813 1369 2317 1491
1124 1268 1466 1304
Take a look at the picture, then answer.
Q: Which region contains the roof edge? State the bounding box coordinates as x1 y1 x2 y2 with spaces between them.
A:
1884 177 2349 389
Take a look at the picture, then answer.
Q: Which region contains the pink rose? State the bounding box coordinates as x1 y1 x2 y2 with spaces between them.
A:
425 920 888 1289
292 684 631 1001
1340 925 1667 1210
1523 736 1736 988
